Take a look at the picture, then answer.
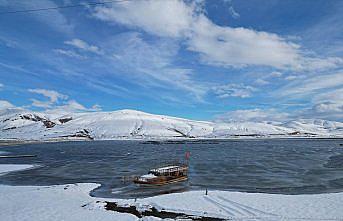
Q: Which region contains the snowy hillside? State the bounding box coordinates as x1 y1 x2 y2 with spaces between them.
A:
0 108 342 140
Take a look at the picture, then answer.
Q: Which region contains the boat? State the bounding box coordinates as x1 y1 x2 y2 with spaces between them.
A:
133 164 189 186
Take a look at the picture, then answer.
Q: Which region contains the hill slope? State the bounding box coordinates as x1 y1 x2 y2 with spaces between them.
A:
0 108 342 140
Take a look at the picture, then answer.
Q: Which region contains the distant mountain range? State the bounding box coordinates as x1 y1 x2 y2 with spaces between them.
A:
0 108 342 141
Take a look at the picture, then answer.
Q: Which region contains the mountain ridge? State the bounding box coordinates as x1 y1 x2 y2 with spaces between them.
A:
0 108 342 140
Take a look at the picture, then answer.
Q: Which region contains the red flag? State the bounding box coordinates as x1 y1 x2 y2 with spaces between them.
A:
185 151 190 160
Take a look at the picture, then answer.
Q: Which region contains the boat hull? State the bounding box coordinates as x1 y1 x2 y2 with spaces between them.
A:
134 176 188 186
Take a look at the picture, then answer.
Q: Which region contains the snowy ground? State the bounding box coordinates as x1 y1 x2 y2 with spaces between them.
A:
1 164 343 221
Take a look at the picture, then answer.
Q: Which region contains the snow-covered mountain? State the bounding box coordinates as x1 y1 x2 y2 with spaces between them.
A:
0 108 342 140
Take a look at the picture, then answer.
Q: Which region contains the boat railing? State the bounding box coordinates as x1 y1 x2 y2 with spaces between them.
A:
149 165 188 177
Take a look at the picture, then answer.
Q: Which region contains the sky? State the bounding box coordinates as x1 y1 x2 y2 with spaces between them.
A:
0 0 342 122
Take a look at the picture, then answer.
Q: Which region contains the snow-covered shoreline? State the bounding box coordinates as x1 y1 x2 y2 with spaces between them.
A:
1 164 343 221
1 136 342 146
0 164 36 175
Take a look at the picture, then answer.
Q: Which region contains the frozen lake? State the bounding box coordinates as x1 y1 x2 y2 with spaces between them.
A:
0 139 343 198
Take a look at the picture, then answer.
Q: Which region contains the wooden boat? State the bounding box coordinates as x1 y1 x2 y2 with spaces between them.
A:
133 165 188 186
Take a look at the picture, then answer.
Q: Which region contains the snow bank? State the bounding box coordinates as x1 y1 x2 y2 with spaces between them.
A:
0 183 138 221
131 190 343 220
0 164 35 175
1 180 343 220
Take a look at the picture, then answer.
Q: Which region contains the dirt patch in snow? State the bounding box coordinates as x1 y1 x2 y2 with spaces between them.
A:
104 201 225 220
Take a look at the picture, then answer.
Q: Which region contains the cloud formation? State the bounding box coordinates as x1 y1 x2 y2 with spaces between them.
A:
279 72 343 98
0 100 15 110
215 108 290 122
54 49 86 59
27 88 102 112
28 88 68 104
254 71 283 86
228 6 240 19
64 39 102 55
91 0 340 70
92 0 196 38
188 16 300 69
254 79 269 86
276 71 343 121
212 84 256 98
314 102 342 114
106 32 207 101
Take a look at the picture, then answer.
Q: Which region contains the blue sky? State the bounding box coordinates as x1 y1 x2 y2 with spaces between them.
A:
0 0 342 121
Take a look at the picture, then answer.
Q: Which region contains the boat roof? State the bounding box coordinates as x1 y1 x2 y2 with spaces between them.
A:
150 165 187 173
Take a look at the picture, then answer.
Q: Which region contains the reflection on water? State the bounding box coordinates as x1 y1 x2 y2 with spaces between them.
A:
0 139 343 198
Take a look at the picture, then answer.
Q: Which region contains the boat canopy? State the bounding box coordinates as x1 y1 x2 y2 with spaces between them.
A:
149 165 187 176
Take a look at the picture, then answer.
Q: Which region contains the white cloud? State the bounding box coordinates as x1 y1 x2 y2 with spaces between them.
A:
0 36 18 48
61 100 87 111
91 0 342 70
28 88 68 108
215 108 290 122
309 88 343 120
269 71 283 77
276 72 343 121
284 75 298 81
228 6 240 19
91 0 308 69
299 56 343 71
30 99 52 108
92 0 196 37
189 16 301 69
54 49 86 59
0 100 15 110
313 88 343 104
0 83 3 89
106 32 207 101
212 84 256 98
90 104 102 111
313 102 343 113
64 39 102 55
279 72 343 97
298 101 343 121
216 105 342 122
27 88 102 113
253 71 283 86
223 0 240 19
28 88 68 103
48 100 102 113
254 79 269 86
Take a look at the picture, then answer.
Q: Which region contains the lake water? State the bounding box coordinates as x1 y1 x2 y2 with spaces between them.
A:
1 139 343 198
